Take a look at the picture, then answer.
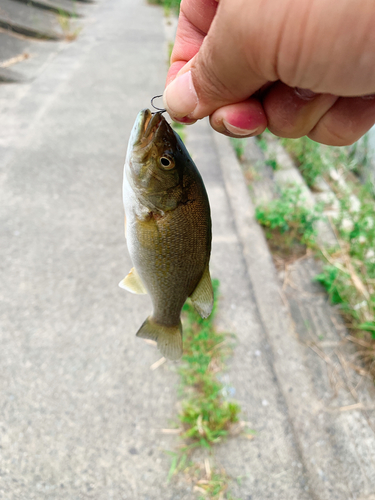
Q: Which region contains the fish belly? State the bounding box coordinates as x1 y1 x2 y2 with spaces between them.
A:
128 203 210 326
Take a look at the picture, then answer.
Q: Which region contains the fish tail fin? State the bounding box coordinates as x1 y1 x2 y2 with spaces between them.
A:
136 317 183 361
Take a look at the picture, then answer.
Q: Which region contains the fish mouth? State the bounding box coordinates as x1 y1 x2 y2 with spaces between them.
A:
133 109 164 148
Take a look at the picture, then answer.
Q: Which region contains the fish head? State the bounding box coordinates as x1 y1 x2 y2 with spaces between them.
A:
125 109 189 213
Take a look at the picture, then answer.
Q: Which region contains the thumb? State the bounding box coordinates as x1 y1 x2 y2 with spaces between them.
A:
163 0 268 121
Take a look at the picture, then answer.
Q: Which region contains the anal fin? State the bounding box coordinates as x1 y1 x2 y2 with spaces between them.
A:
190 265 214 319
119 267 147 294
136 317 183 361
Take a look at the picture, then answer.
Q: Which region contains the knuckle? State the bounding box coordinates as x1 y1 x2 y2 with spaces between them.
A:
309 121 358 146
191 40 237 104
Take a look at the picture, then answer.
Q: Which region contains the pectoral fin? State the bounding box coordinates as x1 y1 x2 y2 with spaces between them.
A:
136 317 183 361
190 265 214 319
119 267 147 294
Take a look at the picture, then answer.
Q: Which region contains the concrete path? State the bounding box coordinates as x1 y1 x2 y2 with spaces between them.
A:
0 0 375 499
0 2 185 498
0 0 91 83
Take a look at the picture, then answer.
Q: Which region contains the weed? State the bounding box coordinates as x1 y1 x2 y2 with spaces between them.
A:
282 136 364 188
242 165 260 184
358 321 375 336
230 138 246 161
167 280 243 498
256 135 268 153
334 184 375 280
184 461 242 500
255 185 323 248
195 469 233 499
265 157 278 170
314 181 375 346
251 127 375 375
179 280 240 447
348 134 374 182
57 10 81 41
279 138 375 370
315 265 345 306
281 137 334 188
172 121 186 143
314 257 375 340
148 0 181 13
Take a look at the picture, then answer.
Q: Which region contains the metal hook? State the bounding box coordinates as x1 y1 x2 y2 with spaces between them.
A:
151 95 166 113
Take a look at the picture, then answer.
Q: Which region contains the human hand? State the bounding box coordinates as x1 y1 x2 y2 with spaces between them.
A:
163 0 375 146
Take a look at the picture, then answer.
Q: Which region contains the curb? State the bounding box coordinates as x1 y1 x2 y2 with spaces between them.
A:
213 130 375 500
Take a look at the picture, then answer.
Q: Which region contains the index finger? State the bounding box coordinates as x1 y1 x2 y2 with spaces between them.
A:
166 0 218 86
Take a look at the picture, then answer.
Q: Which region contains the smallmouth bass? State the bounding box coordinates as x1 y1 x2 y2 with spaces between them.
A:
120 109 213 360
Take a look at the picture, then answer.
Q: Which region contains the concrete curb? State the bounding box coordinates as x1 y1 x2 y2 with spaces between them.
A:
213 130 375 500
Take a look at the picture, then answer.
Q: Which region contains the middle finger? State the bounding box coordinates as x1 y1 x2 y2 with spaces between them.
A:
262 82 338 138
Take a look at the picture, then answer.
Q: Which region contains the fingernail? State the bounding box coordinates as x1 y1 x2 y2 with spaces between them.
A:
163 71 198 118
294 87 317 100
223 120 259 137
173 116 197 125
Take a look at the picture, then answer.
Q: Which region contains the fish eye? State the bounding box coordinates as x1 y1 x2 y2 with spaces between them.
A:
159 155 175 170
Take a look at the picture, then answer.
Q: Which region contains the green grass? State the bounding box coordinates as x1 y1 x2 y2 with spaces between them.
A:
172 121 186 143
257 134 375 375
281 136 362 190
167 458 241 500
148 0 181 13
230 138 246 161
256 135 268 153
314 259 375 340
167 280 244 499
265 157 278 170
57 8 81 41
334 183 375 280
314 181 375 346
255 185 323 248
193 469 241 500
280 137 328 188
179 284 240 447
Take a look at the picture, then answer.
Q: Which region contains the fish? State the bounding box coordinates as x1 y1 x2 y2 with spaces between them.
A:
120 109 213 361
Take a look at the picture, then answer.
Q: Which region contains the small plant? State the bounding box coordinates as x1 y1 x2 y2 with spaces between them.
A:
194 468 236 500
148 0 181 13
265 157 278 170
315 256 375 340
314 265 345 306
167 280 243 498
172 121 186 143
230 138 246 161
255 185 323 248
281 137 332 188
253 129 375 376
314 181 375 345
57 10 81 41
168 459 240 500
179 280 240 447
256 135 268 153
335 184 375 280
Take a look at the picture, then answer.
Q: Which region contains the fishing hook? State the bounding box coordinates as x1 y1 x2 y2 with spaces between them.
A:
151 95 166 114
